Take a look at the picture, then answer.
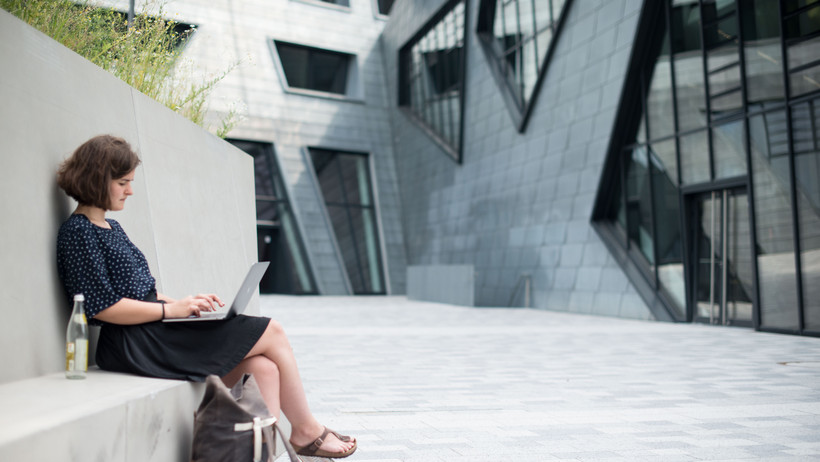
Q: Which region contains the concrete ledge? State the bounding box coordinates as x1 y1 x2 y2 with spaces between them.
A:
407 265 474 306
0 369 203 462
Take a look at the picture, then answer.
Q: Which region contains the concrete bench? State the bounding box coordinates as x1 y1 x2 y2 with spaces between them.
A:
0 368 203 462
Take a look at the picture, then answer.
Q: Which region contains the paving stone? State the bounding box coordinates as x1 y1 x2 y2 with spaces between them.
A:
267 296 820 462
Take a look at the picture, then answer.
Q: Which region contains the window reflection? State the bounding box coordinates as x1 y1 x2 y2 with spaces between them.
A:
712 119 747 179
703 0 743 118
650 140 686 315
594 0 818 332
651 139 679 185
400 0 465 158
626 147 655 264
477 0 570 120
671 0 707 131
784 2 820 97
792 98 820 330
741 0 785 105
228 140 317 295
647 35 675 139
275 41 351 95
679 130 710 184
310 148 385 294
749 112 801 329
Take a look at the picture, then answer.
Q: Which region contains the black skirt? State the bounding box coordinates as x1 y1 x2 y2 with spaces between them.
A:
95 295 269 382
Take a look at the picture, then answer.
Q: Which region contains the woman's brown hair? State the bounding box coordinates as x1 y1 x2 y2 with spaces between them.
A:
57 135 141 210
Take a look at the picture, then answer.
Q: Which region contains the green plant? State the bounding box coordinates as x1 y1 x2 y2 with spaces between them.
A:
0 0 243 137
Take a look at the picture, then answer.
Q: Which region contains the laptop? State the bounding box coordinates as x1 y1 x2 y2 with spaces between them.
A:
163 261 270 322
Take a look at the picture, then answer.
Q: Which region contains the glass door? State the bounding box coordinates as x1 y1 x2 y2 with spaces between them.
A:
688 187 755 326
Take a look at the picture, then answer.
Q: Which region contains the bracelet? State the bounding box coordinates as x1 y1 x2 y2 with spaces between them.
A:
160 302 166 320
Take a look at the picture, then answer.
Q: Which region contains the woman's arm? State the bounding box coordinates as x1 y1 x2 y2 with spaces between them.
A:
157 293 177 304
93 294 224 325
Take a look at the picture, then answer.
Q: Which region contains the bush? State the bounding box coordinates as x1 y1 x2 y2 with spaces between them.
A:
1 0 242 137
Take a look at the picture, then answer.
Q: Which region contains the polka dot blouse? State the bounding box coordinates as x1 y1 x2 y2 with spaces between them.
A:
57 214 156 325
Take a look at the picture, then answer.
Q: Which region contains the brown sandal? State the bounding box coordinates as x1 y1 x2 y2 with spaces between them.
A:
291 427 357 459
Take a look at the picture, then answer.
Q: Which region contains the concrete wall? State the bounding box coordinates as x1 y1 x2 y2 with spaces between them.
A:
97 0 409 295
407 265 475 306
0 10 257 384
381 0 654 318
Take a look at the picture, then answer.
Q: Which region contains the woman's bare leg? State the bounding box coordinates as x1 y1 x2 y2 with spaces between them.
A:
222 356 281 419
227 319 355 455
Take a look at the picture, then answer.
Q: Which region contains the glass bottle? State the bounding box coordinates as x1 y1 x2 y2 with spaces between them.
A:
65 294 88 379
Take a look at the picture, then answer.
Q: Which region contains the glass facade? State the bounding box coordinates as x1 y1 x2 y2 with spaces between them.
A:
476 0 571 128
227 140 318 295
593 0 820 336
793 97 820 331
399 0 466 160
309 148 386 294
274 41 352 95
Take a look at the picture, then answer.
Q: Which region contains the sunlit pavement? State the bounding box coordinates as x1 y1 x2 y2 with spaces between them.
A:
262 295 820 462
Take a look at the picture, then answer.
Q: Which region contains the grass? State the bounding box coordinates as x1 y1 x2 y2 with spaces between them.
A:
1 0 242 137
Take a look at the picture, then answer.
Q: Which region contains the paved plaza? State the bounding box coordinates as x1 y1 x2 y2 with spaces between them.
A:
262 295 820 462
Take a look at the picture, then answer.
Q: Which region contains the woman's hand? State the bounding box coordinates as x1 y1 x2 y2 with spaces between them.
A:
165 294 225 319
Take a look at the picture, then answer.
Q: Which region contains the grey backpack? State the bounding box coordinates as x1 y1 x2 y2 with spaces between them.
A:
191 374 300 462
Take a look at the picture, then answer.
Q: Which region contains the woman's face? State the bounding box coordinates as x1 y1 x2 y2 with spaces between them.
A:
108 171 135 211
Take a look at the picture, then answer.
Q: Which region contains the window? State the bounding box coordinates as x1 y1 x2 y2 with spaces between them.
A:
792 97 820 331
309 148 386 294
476 0 572 130
399 0 467 161
295 0 351 9
592 0 820 337
319 0 350 6
376 0 395 15
273 41 358 97
227 140 318 295
783 0 820 97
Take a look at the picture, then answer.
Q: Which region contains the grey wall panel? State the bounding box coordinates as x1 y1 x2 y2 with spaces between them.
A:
381 0 653 318
132 0 409 294
0 10 257 384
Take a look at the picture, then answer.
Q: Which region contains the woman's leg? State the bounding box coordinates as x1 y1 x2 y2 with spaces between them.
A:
222 356 281 419
227 319 355 455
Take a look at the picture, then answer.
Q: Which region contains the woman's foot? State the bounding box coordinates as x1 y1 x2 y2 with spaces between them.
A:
290 425 357 459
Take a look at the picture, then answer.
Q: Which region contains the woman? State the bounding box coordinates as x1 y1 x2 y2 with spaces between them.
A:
56 135 356 459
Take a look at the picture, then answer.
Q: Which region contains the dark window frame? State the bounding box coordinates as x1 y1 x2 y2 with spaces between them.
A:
475 0 574 132
308 147 387 295
226 139 319 295
398 0 469 162
373 0 396 17
271 40 360 100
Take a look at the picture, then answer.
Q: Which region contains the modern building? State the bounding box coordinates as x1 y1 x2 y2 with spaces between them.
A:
111 0 818 336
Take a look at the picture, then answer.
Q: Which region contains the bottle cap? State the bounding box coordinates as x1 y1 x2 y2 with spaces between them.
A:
74 294 85 302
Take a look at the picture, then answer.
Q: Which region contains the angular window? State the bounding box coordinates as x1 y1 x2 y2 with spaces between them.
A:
227 140 318 295
309 148 386 294
592 0 819 336
783 0 820 97
741 0 785 106
671 0 707 130
702 0 743 120
399 0 467 161
273 41 357 97
318 0 350 6
376 0 395 15
476 0 572 130
791 97 820 331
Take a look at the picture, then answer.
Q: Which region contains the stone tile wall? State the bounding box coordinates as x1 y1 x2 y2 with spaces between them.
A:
381 0 653 317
